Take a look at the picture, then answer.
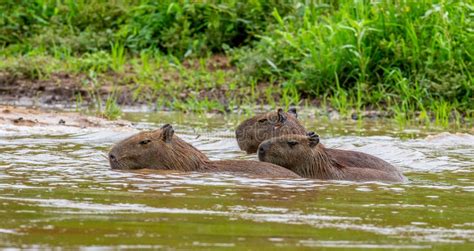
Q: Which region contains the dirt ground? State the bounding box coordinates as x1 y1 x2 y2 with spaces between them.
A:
0 55 239 108
0 105 133 130
0 71 136 106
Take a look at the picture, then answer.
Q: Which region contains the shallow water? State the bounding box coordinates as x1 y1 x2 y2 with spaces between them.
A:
1 111 473 249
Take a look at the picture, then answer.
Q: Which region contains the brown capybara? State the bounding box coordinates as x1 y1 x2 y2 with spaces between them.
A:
108 124 300 178
236 108 306 154
258 132 407 182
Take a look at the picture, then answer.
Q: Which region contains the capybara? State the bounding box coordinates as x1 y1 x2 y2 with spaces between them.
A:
236 108 306 153
109 124 300 178
258 132 407 182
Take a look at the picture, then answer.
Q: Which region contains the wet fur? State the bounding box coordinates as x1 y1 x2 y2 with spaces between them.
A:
236 109 306 153
109 126 300 178
258 135 406 182
210 160 299 177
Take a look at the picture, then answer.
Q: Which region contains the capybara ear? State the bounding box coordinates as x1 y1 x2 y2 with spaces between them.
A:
277 108 287 123
308 132 320 147
307 131 317 137
161 124 174 143
288 107 297 118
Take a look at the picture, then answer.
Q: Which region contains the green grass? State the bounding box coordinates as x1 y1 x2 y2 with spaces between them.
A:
103 94 122 120
110 41 126 73
0 1 472 127
236 1 472 118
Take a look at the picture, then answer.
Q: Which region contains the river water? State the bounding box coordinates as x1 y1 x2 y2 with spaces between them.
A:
1 110 473 249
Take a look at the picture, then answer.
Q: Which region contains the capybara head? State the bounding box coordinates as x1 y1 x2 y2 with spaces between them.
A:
108 124 209 171
258 132 329 177
235 108 306 153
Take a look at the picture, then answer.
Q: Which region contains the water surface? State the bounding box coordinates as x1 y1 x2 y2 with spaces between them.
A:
1 111 473 249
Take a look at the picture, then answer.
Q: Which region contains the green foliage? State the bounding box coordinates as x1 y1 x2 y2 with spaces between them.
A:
238 0 473 112
0 55 55 79
103 94 123 120
0 0 472 123
0 0 296 58
0 0 126 53
110 41 126 72
71 51 113 73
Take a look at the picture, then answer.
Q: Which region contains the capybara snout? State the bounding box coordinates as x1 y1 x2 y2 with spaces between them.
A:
257 141 271 160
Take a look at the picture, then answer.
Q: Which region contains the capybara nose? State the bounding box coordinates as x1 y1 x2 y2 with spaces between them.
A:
109 153 116 161
258 142 270 160
261 141 271 151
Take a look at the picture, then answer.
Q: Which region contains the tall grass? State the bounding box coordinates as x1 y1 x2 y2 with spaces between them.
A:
0 0 472 124
0 0 296 57
238 1 473 115
110 41 126 73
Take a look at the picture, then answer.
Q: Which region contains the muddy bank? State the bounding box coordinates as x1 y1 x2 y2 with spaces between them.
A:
0 74 248 113
0 72 135 106
0 55 240 110
0 72 393 120
0 105 133 130
0 65 471 125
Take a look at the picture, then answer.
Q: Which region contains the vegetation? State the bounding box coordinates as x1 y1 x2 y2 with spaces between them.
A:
0 0 472 125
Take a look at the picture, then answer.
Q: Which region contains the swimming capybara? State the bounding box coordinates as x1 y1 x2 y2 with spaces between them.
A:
258 132 407 182
236 108 306 154
108 124 300 178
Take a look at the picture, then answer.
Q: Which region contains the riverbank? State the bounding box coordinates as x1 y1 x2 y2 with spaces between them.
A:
0 53 472 129
1 1 472 126
0 105 133 130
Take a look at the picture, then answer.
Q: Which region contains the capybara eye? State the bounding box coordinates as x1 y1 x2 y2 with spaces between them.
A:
258 118 268 123
287 141 299 147
139 139 151 145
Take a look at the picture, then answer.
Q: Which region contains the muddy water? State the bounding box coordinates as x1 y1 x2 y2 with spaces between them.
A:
1 111 473 249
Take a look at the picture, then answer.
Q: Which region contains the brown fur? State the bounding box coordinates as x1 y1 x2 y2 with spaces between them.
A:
109 124 300 178
258 134 407 182
211 160 299 177
236 108 306 153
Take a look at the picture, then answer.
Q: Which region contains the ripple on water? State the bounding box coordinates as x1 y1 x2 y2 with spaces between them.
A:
0 114 473 248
